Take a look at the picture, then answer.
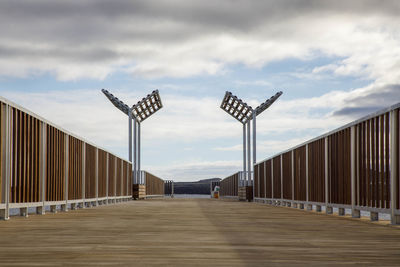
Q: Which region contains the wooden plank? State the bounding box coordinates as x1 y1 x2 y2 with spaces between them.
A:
385 113 390 208
22 112 26 203
26 115 30 202
371 118 376 207
0 199 400 265
18 110 22 203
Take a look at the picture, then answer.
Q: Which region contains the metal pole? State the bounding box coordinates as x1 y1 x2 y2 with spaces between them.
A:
247 120 251 186
243 123 246 187
106 153 109 203
95 148 98 206
252 112 256 200
133 117 137 184
253 112 256 164
138 122 141 184
128 108 132 162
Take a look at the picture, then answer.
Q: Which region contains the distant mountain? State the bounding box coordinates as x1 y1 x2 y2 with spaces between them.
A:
172 178 221 194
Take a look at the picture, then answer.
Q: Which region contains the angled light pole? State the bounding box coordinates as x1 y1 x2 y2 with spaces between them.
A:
130 90 163 184
251 91 283 200
101 89 163 186
220 92 253 186
220 91 283 198
252 91 283 164
101 89 133 159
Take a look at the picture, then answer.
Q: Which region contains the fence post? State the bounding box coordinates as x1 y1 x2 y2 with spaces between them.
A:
114 157 117 202
351 126 360 218
62 134 69 212
120 159 123 200
325 137 332 214
106 153 109 203
82 142 86 208
264 161 267 201
1 104 10 220
280 154 283 205
390 110 400 224
271 158 274 202
257 164 260 199
38 122 46 215
95 148 98 206
306 144 312 210
291 150 294 206
126 163 129 197
247 121 251 187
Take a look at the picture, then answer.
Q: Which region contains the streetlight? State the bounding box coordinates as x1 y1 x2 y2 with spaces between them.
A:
101 89 163 185
220 91 283 195
101 89 133 160
251 91 283 200
220 92 253 186
130 90 163 184
252 91 283 164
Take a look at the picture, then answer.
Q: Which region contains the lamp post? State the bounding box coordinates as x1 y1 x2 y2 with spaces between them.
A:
220 91 283 197
220 92 253 186
252 91 283 199
101 88 133 160
252 91 283 165
101 89 163 186
130 90 163 184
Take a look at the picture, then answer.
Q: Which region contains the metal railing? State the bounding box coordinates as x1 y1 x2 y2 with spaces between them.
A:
0 96 133 220
253 102 400 224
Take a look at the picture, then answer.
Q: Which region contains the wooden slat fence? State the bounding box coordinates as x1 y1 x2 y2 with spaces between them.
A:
252 103 400 223
220 172 239 197
144 171 164 196
0 96 135 220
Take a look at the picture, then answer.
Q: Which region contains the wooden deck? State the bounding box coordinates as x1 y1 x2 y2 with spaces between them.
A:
1 199 400 266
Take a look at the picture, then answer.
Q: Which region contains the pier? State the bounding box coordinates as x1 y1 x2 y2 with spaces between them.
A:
0 199 399 266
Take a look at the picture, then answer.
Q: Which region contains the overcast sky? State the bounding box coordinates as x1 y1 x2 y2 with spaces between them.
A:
1 0 399 181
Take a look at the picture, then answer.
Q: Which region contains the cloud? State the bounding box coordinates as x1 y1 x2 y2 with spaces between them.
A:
2 0 400 180
2 80 399 180
0 0 399 82
332 84 400 118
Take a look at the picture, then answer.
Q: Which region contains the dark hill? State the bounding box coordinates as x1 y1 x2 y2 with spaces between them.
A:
173 178 221 194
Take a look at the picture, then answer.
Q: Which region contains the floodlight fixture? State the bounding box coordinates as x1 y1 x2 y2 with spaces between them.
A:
220 90 283 191
101 89 130 116
131 90 163 123
131 90 163 184
220 91 253 186
102 88 163 186
252 91 283 163
251 91 283 200
254 91 283 116
220 91 253 124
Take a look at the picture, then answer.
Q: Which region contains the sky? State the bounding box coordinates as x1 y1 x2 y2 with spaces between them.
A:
0 0 399 181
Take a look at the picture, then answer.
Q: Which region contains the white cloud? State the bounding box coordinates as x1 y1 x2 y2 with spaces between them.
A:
3 82 398 181
0 1 399 85
1 1 400 180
